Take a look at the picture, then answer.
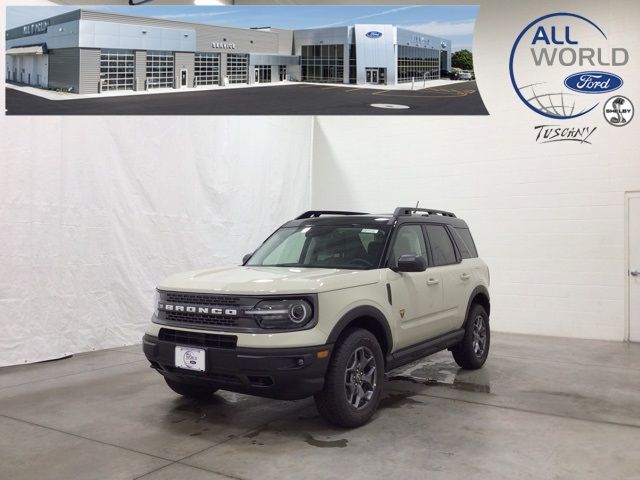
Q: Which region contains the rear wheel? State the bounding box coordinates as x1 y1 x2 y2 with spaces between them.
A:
451 304 490 369
164 378 218 400
314 328 384 428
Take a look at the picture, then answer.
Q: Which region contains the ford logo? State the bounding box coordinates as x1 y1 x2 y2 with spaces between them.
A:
366 31 383 39
563 71 623 94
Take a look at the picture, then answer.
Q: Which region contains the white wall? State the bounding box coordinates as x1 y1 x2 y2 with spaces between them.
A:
311 116 638 342
309 0 640 343
0 117 313 366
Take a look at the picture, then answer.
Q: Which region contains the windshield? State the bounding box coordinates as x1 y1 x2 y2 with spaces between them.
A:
247 225 390 270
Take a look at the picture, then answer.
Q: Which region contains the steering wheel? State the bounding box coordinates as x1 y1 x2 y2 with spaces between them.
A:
348 258 374 268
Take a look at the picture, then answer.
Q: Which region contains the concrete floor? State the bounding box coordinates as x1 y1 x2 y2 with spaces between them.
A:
1 332 639 480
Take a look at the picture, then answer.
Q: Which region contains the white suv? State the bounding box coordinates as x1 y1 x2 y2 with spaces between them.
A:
143 208 490 427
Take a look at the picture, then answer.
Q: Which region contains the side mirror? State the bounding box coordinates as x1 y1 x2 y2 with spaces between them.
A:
396 254 427 272
242 253 253 265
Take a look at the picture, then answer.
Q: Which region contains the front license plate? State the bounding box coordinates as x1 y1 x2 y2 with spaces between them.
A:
175 346 206 372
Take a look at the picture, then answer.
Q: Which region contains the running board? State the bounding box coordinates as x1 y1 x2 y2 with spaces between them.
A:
385 328 465 371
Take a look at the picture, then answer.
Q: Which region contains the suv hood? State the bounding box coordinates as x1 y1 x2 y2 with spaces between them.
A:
158 265 382 295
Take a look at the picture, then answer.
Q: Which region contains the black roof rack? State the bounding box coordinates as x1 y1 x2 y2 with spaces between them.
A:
295 210 369 219
393 207 456 218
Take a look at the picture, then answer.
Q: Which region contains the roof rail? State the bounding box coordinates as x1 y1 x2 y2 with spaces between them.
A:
393 207 456 218
295 210 369 219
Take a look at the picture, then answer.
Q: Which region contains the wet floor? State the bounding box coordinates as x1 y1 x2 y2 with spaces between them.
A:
1 332 639 479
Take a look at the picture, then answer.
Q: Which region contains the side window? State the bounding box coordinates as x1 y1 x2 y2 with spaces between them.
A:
425 224 457 266
390 225 427 263
451 227 478 259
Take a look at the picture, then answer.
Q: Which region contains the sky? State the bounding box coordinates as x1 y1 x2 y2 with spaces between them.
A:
6 5 478 51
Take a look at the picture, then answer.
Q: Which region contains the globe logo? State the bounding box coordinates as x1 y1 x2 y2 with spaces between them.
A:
509 13 628 120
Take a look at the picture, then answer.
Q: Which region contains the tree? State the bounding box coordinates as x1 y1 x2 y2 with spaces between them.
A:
451 49 473 70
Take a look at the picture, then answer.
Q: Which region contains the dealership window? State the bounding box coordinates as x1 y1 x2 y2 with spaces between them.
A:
254 65 271 83
226 54 248 84
301 44 344 83
146 50 174 89
397 45 440 83
100 49 134 91
194 52 220 86
348 44 357 84
279 65 287 81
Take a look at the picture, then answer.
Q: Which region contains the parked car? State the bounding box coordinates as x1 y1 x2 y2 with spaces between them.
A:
458 70 475 80
143 207 490 427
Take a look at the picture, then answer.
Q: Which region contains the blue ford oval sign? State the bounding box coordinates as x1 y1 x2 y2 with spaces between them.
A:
563 71 623 94
366 31 383 39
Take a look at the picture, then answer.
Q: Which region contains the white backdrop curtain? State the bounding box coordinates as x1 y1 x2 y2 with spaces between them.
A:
0 117 313 366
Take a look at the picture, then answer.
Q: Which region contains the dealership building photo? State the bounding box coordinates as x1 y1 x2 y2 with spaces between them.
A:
5 9 452 95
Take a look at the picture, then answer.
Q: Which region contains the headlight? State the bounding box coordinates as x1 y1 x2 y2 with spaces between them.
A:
245 299 314 329
153 290 160 316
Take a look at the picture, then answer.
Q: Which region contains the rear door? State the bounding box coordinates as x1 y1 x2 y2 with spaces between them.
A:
423 223 470 335
386 224 444 349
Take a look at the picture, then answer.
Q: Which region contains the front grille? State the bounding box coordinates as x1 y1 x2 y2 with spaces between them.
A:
164 292 241 306
159 328 237 349
164 312 239 328
158 291 258 331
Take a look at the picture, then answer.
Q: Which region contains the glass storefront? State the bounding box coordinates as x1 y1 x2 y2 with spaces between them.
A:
194 52 220 86
254 65 271 83
226 54 249 84
100 49 134 91
397 45 441 83
348 45 357 84
146 50 174 89
301 44 345 83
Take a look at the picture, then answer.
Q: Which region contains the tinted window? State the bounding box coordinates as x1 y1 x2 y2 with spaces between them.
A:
425 224 457 266
391 225 427 263
452 227 478 258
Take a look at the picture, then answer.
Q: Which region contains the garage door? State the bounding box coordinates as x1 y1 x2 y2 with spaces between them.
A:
100 49 134 91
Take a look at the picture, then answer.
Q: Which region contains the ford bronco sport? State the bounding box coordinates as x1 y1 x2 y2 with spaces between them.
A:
143 207 490 427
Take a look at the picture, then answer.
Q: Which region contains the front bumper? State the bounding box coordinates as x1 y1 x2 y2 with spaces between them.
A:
143 334 332 400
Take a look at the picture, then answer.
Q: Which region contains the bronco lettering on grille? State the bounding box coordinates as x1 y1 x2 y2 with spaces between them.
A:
159 303 238 316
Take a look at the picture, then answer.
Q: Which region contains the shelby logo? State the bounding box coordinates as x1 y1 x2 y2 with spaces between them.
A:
510 13 629 119
159 303 238 316
564 72 622 94
366 31 383 39
533 125 597 144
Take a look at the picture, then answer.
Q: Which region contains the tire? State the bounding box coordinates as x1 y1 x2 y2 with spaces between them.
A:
314 328 385 428
451 304 490 369
164 378 218 400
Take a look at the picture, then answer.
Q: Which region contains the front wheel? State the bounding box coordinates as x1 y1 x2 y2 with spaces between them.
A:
314 328 384 428
451 304 490 369
164 378 218 400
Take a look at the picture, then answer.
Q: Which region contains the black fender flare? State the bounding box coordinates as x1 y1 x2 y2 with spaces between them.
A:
463 285 491 329
326 305 393 355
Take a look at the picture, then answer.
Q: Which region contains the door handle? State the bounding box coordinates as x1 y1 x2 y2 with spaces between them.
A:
426 278 440 286
460 273 471 280
631 270 640 277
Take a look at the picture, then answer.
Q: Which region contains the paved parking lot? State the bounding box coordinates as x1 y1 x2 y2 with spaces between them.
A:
6 81 487 115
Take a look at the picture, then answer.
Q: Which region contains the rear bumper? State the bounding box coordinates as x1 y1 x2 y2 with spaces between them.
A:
142 334 331 400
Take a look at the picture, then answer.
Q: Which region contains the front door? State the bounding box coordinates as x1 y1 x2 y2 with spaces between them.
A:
180 69 187 87
386 224 444 349
366 68 379 84
628 192 640 341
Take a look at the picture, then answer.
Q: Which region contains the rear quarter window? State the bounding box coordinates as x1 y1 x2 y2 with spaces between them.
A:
451 227 478 258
